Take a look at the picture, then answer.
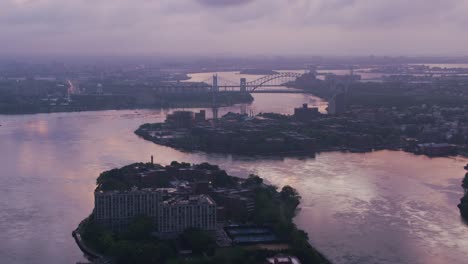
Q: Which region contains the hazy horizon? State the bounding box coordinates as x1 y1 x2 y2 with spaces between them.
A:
1 0 468 57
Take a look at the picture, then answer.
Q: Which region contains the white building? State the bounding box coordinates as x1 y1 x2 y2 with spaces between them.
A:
158 195 217 233
94 188 217 234
94 187 164 231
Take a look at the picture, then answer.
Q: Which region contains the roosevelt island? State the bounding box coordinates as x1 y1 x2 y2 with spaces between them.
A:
75 160 331 264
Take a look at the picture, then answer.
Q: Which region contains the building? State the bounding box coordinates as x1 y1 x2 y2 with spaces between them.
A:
210 188 255 221
158 195 217 234
294 104 319 121
328 92 347 115
95 188 218 234
166 110 206 127
166 111 195 127
194 110 206 122
94 187 164 231
415 143 457 156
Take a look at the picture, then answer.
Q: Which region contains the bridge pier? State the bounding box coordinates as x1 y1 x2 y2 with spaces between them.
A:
212 74 219 92
240 78 247 93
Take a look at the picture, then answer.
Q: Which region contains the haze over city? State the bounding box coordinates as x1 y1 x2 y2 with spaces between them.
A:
2 0 468 56
1 1 468 264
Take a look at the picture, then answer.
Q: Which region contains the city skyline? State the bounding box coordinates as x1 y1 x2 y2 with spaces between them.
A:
1 0 468 56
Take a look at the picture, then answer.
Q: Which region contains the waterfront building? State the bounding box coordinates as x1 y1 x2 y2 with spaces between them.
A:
166 110 207 127
94 187 164 231
194 110 206 122
415 143 457 156
166 111 195 127
158 195 217 234
294 103 319 121
210 188 255 221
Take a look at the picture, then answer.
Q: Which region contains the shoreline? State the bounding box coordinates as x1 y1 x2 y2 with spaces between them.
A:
72 216 332 264
135 125 465 159
72 218 108 262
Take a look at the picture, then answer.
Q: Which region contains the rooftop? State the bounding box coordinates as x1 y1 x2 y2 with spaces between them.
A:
162 194 216 206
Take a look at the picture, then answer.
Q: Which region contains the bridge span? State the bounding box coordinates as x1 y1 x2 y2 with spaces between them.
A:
159 72 307 93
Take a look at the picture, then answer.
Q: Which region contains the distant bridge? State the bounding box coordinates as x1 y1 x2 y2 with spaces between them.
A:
157 72 306 94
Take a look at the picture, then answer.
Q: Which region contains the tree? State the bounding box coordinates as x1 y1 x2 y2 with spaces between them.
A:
179 228 215 254
124 216 153 240
280 186 301 201
462 173 468 194
243 174 263 187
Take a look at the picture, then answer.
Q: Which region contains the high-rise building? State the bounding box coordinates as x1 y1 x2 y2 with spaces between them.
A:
94 188 218 234
294 103 320 121
158 195 217 234
94 188 164 231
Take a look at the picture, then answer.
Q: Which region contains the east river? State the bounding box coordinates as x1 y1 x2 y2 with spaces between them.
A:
0 71 467 264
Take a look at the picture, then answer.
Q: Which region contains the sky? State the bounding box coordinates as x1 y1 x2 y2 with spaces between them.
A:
1 0 468 56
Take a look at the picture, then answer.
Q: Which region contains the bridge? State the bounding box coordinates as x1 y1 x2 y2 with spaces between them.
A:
158 72 307 94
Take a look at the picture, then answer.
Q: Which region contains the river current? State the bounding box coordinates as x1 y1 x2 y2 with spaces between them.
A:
0 71 467 264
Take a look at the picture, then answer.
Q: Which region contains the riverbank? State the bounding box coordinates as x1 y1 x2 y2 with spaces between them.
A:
0 92 253 115
72 218 108 263
136 82 468 158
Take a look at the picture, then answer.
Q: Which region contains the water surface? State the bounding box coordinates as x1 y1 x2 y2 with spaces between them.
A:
0 80 467 264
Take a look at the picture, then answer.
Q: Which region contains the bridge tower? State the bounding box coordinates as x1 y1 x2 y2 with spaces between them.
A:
212 107 219 120
212 74 219 92
240 78 247 93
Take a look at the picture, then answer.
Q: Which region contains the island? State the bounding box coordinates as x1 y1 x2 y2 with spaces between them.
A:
74 161 331 264
135 105 404 156
136 83 467 157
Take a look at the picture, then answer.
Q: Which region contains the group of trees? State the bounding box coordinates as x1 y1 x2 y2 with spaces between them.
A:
248 181 328 264
82 215 221 264
459 171 468 219
81 216 177 264
178 228 216 255
166 248 274 264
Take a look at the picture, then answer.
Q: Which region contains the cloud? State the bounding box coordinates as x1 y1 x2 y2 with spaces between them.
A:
0 0 467 56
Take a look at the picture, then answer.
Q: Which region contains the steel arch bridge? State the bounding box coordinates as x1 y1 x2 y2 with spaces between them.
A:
245 72 303 91
154 72 305 94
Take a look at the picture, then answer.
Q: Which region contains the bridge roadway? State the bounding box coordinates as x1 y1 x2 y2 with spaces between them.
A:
215 85 308 93
248 90 308 94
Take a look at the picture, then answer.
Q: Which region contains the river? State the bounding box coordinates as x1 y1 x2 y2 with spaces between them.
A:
0 72 467 264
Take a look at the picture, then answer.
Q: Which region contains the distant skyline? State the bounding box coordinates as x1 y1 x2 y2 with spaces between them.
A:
1 0 468 56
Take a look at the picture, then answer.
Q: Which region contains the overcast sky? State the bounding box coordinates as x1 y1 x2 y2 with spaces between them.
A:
1 0 467 56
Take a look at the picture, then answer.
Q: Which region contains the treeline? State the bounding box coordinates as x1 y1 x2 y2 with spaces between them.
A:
458 169 468 219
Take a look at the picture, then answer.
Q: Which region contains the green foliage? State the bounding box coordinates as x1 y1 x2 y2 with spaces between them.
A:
170 161 191 168
123 216 153 240
179 228 216 255
462 173 468 192
81 216 176 264
166 247 274 264
243 174 263 187
212 170 238 188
